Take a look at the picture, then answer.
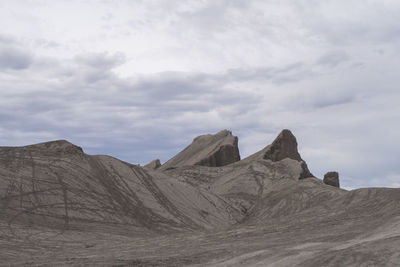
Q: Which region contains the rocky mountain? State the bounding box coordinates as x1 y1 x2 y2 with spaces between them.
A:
0 130 399 266
159 129 240 170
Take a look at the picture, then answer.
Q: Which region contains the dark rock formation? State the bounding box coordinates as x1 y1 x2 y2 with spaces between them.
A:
299 161 314 180
144 159 161 170
323 171 340 188
160 130 240 170
264 129 313 179
263 129 301 161
195 135 240 167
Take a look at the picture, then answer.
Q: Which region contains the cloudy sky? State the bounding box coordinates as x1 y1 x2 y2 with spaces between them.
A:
1 0 399 189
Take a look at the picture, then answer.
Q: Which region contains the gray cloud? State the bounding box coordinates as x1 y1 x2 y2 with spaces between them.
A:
0 51 264 157
0 47 33 70
75 52 125 69
316 50 350 68
0 34 17 45
0 34 33 70
1 49 400 189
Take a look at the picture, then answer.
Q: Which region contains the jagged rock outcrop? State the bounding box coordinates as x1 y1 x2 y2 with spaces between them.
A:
263 129 313 179
323 171 340 187
263 129 301 161
144 159 161 170
159 130 240 170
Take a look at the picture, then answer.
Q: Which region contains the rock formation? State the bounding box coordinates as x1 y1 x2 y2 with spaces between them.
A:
144 159 161 169
24 139 84 155
159 130 240 170
263 129 313 179
263 129 301 161
323 171 340 187
1 130 400 266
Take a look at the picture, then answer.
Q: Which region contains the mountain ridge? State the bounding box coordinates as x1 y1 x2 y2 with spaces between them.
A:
1 129 399 266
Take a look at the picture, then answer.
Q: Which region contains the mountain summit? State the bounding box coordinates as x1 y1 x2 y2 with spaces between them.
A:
263 129 313 179
160 129 240 170
263 129 302 161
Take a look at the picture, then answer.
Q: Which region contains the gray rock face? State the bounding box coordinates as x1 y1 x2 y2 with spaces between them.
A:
0 140 84 158
263 129 313 179
324 171 340 187
30 140 84 154
195 136 240 167
263 129 301 162
160 130 240 170
144 159 161 170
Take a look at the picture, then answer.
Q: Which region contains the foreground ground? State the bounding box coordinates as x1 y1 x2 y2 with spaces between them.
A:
2 209 400 266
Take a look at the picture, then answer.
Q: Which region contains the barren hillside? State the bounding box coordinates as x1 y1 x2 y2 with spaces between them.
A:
1 130 399 266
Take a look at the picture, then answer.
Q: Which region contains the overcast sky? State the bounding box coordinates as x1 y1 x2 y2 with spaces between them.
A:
1 0 399 189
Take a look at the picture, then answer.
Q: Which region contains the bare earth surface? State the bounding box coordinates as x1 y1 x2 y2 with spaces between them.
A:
1 130 399 266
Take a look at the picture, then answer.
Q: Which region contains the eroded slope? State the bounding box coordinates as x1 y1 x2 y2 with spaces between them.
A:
0 140 240 234
1 130 399 266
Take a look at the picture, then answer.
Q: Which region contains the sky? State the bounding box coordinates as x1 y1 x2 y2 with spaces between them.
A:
0 0 399 189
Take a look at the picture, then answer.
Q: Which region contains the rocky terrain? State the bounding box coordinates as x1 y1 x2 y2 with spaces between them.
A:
0 129 399 266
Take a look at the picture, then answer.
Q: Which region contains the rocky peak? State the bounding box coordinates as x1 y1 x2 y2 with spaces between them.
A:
193 130 232 143
25 140 84 155
263 129 301 162
144 159 161 170
323 172 340 188
160 130 240 170
262 129 313 179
